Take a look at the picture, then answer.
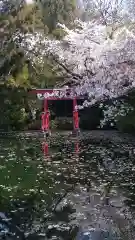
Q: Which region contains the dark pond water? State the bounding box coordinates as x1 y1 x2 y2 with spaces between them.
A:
0 133 135 239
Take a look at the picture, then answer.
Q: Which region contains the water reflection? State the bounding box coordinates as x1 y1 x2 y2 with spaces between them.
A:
0 134 135 239
42 140 80 157
42 141 49 156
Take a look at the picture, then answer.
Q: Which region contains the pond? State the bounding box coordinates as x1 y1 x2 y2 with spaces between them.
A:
0 132 135 240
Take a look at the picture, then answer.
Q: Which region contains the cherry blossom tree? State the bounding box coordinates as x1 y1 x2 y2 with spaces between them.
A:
80 0 124 24
12 0 135 129
127 0 135 20
16 19 135 103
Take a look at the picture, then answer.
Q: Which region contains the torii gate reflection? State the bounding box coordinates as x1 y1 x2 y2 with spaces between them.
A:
42 140 80 157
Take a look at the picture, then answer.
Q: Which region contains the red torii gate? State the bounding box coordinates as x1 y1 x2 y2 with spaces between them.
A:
30 88 82 135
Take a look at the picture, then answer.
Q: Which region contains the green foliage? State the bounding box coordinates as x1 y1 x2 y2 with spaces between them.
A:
0 2 32 79
50 119 58 129
115 91 135 133
116 112 135 133
52 28 67 39
36 0 76 32
29 56 65 88
0 85 30 130
7 64 30 88
80 106 102 130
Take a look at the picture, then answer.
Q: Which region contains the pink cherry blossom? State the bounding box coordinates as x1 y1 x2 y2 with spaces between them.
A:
14 18 135 108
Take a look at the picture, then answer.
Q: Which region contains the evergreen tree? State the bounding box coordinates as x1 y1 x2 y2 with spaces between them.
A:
0 0 43 80
35 0 77 33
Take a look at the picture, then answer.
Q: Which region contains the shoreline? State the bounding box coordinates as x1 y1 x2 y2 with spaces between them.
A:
0 130 134 143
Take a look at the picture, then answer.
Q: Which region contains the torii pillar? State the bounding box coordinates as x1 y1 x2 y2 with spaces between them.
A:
41 98 50 136
73 98 79 135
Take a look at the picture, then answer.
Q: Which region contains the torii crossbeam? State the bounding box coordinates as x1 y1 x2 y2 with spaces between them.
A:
29 88 83 135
